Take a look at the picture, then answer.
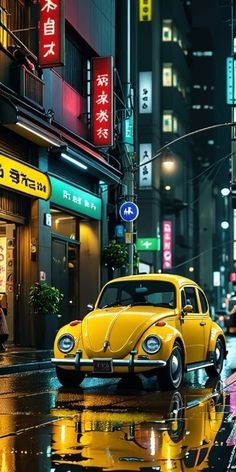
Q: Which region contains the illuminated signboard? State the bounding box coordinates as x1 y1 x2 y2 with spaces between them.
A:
162 220 173 269
91 56 114 147
0 154 51 200
50 176 102 220
137 237 160 251
226 57 236 105
39 0 65 68
139 143 152 187
139 0 152 21
139 72 152 113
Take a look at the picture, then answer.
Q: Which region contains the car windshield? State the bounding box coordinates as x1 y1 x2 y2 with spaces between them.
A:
97 280 176 309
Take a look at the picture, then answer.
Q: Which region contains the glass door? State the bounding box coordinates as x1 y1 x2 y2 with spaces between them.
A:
52 238 79 327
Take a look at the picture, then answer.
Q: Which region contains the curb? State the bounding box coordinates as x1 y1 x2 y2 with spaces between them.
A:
0 360 54 375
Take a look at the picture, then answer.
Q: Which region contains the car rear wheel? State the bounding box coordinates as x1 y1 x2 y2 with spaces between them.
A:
205 338 224 378
158 342 183 390
56 366 85 387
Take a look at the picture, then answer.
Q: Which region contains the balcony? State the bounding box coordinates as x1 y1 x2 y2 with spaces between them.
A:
17 65 44 109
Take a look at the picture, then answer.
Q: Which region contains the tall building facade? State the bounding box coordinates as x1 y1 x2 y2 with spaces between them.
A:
0 0 121 346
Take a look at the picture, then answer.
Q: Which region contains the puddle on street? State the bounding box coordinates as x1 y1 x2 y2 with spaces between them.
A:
1 377 236 471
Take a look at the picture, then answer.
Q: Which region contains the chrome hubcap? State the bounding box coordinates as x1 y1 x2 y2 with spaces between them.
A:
171 353 179 375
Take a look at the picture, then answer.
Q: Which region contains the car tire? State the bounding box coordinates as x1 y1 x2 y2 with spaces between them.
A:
158 342 183 390
205 338 224 378
168 391 185 442
56 366 85 387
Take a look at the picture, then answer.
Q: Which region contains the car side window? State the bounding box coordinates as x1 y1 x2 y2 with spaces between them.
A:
198 290 208 314
183 287 199 313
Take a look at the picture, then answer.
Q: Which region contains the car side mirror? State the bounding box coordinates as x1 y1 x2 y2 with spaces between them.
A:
182 304 193 315
86 303 94 312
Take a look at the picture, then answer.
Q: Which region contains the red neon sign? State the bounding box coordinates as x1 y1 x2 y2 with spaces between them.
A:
39 0 64 68
162 220 173 269
91 56 114 147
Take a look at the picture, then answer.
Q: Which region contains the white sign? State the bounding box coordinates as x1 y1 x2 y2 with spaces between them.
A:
139 71 152 113
139 143 152 187
213 271 220 287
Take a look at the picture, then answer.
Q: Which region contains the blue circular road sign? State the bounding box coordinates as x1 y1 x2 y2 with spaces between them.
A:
119 201 139 222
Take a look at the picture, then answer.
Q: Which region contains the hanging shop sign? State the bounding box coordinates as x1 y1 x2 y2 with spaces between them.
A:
91 56 114 148
162 220 173 269
139 143 152 187
50 176 102 220
139 72 152 113
0 154 51 200
139 0 152 21
39 0 65 68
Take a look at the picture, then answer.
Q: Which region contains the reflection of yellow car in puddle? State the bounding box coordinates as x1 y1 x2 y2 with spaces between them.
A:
51 380 225 471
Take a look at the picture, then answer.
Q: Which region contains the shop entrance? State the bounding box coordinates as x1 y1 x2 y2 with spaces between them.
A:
0 221 16 342
52 237 79 327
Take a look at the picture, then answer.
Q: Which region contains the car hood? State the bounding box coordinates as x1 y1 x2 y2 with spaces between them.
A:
81 306 173 358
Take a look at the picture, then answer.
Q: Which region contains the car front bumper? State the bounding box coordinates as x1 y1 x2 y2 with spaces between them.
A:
51 349 166 374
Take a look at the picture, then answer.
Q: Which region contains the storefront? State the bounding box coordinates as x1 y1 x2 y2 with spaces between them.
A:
0 151 51 345
49 176 102 326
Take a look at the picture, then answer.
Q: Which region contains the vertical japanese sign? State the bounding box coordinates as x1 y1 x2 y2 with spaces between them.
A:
39 0 65 68
0 237 6 293
162 220 173 269
139 0 152 21
139 143 152 187
91 56 114 147
139 72 152 113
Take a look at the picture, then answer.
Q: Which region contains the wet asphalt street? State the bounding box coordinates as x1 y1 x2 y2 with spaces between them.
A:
0 336 236 471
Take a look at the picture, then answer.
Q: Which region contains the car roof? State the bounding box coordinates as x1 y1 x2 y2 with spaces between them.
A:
107 273 200 290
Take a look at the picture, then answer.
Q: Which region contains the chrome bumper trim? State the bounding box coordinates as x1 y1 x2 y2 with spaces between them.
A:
51 349 166 372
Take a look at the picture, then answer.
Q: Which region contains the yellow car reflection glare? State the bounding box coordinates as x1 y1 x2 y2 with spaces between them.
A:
51 380 225 471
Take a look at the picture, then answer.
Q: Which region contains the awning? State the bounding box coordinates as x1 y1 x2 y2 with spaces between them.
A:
0 94 122 183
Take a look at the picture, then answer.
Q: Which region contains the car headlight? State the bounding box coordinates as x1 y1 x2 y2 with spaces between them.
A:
58 334 75 353
142 335 162 354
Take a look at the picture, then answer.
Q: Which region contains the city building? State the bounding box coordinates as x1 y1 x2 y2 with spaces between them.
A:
0 0 121 346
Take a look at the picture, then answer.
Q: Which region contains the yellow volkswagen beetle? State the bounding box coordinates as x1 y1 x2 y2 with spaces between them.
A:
52 274 227 389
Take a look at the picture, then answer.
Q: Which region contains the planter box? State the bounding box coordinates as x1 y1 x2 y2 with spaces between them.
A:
34 314 59 350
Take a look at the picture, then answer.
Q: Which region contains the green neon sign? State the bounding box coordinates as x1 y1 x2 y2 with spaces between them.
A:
50 176 102 220
137 237 160 251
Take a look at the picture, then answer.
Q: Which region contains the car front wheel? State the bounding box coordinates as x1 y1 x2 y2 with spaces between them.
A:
56 366 85 387
205 338 224 378
158 342 183 390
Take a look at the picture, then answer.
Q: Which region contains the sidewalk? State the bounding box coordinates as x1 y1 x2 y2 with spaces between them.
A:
0 344 53 375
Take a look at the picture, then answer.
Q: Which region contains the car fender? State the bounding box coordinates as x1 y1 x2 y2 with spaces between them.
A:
207 322 227 357
137 323 187 363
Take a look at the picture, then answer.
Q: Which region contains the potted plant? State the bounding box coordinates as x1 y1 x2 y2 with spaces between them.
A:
29 282 64 349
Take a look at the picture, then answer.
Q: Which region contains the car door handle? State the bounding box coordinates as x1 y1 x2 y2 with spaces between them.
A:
200 321 206 326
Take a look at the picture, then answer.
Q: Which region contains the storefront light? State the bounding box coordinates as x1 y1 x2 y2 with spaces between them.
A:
61 153 88 170
16 122 62 147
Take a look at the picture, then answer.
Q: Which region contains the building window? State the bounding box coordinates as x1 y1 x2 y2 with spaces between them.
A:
163 111 185 135
0 0 35 51
162 64 188 100
162 20 172 41
163 113 172 132
162 19 188 54
192 51 213 57
163 65 172 86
